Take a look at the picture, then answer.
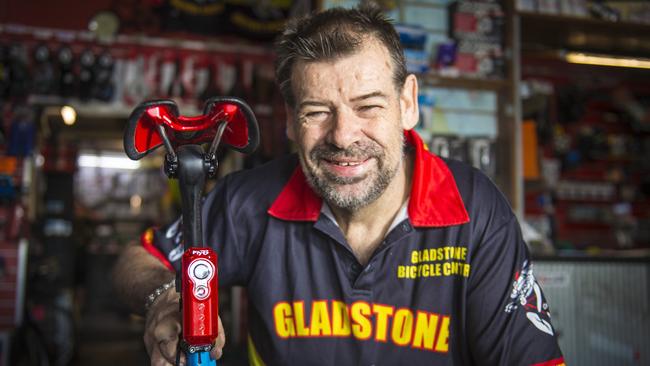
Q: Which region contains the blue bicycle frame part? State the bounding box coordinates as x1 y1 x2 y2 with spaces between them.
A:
188 351 216 366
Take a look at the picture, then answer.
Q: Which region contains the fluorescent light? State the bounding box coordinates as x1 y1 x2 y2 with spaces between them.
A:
78 154 141 170
565 52 650 69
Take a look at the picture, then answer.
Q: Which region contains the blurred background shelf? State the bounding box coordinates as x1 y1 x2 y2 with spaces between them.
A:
519 11 650 56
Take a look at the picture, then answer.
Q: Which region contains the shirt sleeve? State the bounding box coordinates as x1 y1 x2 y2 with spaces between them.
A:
467 213 565 366
141 175 253 286
141 219 183 273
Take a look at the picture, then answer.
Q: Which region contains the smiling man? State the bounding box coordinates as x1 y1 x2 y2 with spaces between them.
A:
286 36 419 266
114 5 565 366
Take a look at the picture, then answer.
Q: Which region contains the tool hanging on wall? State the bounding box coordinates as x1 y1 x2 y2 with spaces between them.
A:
57 45 76 98
31 43 56 95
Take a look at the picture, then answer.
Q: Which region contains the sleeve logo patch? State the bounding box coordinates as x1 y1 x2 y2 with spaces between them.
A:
505 260 554 336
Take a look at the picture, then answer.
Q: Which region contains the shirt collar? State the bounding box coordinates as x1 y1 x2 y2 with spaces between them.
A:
320 199 409 233
267 130 470 227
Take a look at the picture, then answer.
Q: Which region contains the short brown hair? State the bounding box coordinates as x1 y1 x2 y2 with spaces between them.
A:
274 4 407 108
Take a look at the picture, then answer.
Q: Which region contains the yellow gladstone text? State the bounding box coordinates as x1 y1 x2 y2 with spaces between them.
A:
273 300 450 353
398 246 471 279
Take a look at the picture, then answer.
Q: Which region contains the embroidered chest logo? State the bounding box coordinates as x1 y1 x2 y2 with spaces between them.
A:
397 246 471 279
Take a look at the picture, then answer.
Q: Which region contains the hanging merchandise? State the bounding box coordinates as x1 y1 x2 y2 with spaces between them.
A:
0 44 9 99
41 143 77 174
198 60 218 102
227 59 251 100
0 107 5 147
395 25 430 74
0 175 17 203
122 53 147 105
167 56 185 99
223 0 311 41
31 44 56 95
0 153 19 217
7 44 30 100
251 61 286 162
7 104 35 157
447 1 506 79
217 60 236 96
468 137 496 180
193 56 210 101
142 52 160 101
110 58 126 104
92 51 115 102
157 53 174 99
161 0 311 41
78 49 96 101
180 56 197 100
0 24 287 165
57 45 76 98
112 0 161 34
179 54 197 101
162 0 227 36
429 135 469 162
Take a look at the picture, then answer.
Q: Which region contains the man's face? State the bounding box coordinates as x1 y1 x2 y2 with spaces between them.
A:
287 39 418 211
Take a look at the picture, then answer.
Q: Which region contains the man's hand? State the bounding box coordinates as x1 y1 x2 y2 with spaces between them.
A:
144 289 181 365
210 316 226 360
144 289 226 366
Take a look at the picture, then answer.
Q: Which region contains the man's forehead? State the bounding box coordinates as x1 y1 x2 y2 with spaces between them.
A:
290 41 395 103
292 38 390 72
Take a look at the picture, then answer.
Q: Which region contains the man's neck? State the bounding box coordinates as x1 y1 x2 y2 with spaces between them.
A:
330 154 413 265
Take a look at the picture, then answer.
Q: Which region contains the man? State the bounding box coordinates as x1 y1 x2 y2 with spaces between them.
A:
114 5 565 365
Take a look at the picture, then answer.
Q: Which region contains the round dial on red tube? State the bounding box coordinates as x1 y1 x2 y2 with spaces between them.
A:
182 248 219 346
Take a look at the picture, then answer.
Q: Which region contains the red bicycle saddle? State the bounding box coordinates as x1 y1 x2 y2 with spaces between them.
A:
124 97 259 160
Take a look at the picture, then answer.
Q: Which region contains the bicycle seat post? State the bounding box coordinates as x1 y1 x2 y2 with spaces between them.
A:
176 145 207 250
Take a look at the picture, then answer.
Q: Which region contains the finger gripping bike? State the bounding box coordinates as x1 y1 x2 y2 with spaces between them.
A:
124 97 259 366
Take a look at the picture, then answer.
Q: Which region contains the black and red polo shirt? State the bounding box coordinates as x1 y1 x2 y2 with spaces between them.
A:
143 130 565 365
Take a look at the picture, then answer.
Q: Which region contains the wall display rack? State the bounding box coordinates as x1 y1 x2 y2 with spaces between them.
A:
516 5 650 251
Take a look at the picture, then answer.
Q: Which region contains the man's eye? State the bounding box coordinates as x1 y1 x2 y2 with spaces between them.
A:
358 105 382 114
302 111 329 124
360 105 379 110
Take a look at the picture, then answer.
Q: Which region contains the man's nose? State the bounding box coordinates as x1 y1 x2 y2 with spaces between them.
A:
326 108 362 149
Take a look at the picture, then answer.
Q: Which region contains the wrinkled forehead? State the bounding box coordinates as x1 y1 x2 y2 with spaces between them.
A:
290 40 396 101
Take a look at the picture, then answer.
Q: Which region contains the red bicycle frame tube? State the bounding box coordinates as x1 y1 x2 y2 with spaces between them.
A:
182 248 219 347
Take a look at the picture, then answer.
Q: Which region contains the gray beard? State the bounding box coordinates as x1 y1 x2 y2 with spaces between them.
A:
300 140 403 211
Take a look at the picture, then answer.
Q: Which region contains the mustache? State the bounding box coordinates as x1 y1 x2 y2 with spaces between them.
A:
310 142 383 161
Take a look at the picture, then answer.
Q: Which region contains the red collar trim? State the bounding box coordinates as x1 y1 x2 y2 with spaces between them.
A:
405 130 470 227
267 166 322 221
267 130 470 227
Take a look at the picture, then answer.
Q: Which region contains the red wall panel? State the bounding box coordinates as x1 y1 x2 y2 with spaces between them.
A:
0 0 112 30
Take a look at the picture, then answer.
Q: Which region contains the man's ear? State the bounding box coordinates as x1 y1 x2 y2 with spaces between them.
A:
399 74 419 130
285 104 296 141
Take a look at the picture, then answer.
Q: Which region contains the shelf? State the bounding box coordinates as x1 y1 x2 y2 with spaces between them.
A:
0 23 272 56
28 95 201 118
420 74 508 91
519 11 650 57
